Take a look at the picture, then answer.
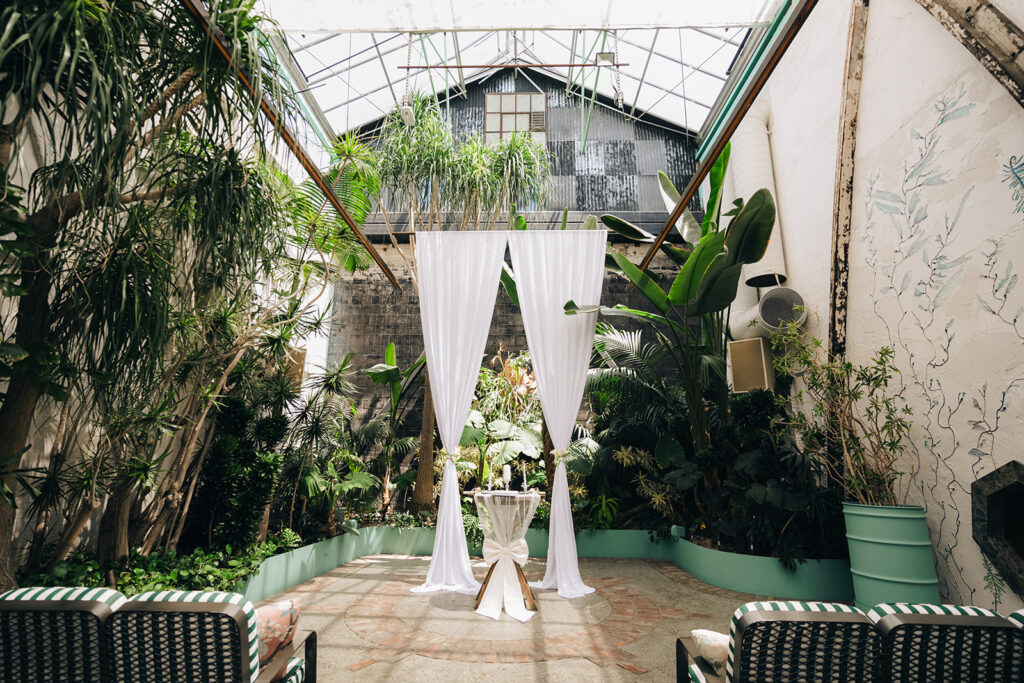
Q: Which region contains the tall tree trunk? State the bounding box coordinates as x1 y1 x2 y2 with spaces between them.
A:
411 372 436 512
0 206 63 589
256 506 272 543
47 498 97 571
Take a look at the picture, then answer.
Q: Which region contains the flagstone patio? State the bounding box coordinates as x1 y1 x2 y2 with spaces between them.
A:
259 555 765 681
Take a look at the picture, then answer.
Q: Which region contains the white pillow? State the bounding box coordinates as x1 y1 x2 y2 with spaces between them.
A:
690 629 729 677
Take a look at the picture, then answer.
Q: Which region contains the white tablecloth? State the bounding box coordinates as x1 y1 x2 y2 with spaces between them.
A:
474 491 540 622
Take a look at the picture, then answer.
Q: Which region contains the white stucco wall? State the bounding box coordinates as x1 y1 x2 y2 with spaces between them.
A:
735 0 1024 610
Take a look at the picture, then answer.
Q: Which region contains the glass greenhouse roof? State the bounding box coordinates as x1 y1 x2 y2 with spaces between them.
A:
260 0 779 149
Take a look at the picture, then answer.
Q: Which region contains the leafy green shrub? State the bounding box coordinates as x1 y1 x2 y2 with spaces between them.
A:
462 511 484 549
181 396 285 551
26 531 302 596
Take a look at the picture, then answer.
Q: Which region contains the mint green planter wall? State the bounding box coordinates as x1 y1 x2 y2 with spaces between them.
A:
842 503 940 610
241 527 436 603
672 537 854 602
242 526 852 604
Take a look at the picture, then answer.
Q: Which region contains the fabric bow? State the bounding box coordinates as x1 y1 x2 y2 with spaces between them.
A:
482 537 528 567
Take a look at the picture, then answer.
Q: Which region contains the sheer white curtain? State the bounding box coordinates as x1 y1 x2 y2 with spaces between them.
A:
411 230 508 595
508 230 605 598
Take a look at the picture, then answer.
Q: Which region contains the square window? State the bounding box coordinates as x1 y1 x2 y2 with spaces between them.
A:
501 94 516 112
485 94 500 113
516 113 529 131
485 132 500 144
516 93 531 110
485 113 500 132
502 113 515 131
531 131 546 146
531 94 545 112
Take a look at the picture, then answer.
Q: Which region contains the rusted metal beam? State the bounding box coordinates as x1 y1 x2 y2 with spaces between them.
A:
828 0 871 359
178 0 399 289
912 0 1024 109
640 0 821 272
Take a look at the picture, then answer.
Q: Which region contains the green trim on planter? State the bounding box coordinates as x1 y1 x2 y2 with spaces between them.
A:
672 537 854 602
241 526 853 604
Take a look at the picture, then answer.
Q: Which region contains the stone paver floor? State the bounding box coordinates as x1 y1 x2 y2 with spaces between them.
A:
260 556 762 682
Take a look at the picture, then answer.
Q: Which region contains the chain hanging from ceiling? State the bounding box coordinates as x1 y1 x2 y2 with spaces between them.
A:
612 29 623 109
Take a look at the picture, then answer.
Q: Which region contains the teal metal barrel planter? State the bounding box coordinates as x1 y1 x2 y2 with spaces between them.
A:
842 502 940 610
671 537 854 602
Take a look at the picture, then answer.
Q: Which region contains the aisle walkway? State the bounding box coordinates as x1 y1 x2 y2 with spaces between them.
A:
260 555 762 681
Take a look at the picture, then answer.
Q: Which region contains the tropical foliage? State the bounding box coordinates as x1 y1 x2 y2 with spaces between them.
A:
769 320 913 507
0 0 380 588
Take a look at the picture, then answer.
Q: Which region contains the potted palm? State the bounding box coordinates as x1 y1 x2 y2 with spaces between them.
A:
770 323 940 610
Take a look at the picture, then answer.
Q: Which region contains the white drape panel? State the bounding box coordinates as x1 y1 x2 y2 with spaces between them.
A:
411 230 508 595
507 231 605 450
508 230 605 599
412 459 479 594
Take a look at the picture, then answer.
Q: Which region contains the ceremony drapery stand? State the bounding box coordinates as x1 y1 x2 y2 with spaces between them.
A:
508 230 605 598
411 230 508 595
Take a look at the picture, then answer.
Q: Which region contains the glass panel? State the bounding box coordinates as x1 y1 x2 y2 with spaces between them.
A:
485 132 500 145
516 93 531 111
516 113 529 131
501 94 516 112
485 113 500 132
531 94 545 111
502 113 515 131
485 94 500 113
531 131 546 146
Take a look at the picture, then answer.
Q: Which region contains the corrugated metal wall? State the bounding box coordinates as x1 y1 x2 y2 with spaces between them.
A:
445 69 702 218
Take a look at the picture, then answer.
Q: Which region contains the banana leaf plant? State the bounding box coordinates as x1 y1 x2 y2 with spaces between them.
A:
364 342 425 515
572 144 776 452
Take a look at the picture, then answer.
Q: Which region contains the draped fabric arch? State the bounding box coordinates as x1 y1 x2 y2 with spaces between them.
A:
508 230 606 598
411 230 508 595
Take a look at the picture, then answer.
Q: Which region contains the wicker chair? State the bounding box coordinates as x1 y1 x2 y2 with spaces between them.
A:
105 590 316 683
677 601 883 683
867 603 1024 683
0 586 127 682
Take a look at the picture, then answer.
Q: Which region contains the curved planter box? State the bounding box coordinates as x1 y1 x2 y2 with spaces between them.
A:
241 526 852 604
671 537 854 603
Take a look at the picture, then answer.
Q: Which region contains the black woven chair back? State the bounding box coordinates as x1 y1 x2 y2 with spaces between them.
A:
734 612 883 682
0 598 114 682
875 614 1024 683
105 601 252 683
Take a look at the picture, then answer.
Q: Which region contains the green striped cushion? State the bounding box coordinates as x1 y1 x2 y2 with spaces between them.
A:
726 601 864 682
1008 610 1024 628
279 656 305 683
128 590 260 682
0 586 126 610
687 662 707 683
866 602 999 623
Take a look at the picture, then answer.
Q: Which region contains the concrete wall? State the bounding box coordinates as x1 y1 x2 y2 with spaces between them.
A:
744 0 1024 610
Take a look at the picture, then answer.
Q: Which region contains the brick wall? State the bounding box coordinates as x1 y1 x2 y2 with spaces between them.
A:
327 241 676 432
